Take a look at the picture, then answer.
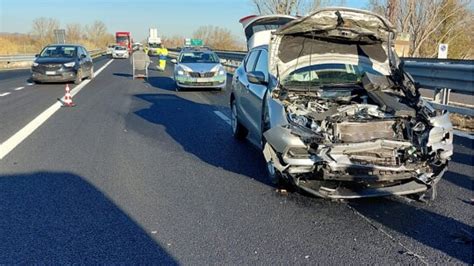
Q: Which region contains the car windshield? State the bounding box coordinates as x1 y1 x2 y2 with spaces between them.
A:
149 43 161 48
179 52 219 64
115 46 126 51
282 63 383 87
39 46 77 58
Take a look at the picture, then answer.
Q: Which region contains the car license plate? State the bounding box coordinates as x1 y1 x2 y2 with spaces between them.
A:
196 78 210 82
46 71 56 75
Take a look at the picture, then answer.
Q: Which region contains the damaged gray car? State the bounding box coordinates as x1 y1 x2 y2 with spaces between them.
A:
230 8 453 200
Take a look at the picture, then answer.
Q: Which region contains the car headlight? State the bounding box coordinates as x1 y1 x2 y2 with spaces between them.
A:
176 65 192 76
32 62 39 67
179 64 193 72
63 62 76 67
211 64 225 75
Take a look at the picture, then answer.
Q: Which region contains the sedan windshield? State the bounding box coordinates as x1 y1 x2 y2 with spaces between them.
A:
39 46 77 58
282 63 382 86
180 52 219 64
115 46 127 51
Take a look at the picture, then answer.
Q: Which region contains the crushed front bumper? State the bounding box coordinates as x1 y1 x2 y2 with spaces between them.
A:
262 122 451 199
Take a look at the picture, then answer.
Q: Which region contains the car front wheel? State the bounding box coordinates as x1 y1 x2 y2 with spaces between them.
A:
231 99 248 140
74 69 82 85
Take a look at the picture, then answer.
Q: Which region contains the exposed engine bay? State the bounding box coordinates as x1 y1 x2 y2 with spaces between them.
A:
263 73 453 199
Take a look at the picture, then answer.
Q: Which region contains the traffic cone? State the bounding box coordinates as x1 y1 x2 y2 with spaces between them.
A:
60 84 75 107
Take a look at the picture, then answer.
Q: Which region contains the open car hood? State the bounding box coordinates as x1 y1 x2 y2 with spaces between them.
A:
269 7 396 80
239 14 297 50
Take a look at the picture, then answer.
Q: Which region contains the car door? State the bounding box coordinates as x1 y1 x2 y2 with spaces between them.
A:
81 47 92 72
77 47 86 72
234 49 260 134
245 49 269 144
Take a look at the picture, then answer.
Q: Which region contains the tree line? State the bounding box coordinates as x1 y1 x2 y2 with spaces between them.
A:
0 18 114 55
162 26 245 51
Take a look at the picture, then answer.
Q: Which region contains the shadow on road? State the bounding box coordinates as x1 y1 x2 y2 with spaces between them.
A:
113 73 132 78
147 76 176 91
443 171 472 191
134 93 271 185
350 198 473 264
0 171 178 264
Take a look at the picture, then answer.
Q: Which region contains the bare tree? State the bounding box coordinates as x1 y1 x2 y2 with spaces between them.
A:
193 26 243 50
31 17 59 48
369 0 472 58
84 21 112 48
251 0 302 15
66 23 82 44
252 0 348 16
162 35 185 48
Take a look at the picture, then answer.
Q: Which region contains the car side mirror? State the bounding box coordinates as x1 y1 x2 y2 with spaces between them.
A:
170 59 177 64
247 71 267 85
35 54 39 57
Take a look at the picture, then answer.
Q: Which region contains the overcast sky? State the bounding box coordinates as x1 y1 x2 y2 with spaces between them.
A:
0 0 368 41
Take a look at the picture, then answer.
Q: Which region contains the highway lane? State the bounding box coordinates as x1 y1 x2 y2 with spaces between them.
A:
0 58 472 264
0 56 111 144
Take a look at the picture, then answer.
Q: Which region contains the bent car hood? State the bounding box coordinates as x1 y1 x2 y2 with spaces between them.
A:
269 7 396 79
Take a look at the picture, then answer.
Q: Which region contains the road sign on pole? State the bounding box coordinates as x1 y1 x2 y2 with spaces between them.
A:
438 43 448 59
54 29 66 44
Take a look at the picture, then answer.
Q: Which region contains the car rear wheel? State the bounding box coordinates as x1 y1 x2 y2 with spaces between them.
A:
74 69 82 85
231 99 248 140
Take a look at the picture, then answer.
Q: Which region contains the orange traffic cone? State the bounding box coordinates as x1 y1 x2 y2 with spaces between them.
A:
60 84 75 107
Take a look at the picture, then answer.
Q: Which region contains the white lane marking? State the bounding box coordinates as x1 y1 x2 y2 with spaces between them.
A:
213 110 231 126
0 92 11 97
14 86 25 91
454 130 474 140
0 59 114 160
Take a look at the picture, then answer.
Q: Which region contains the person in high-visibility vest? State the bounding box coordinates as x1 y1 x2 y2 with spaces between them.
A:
156 44 168 71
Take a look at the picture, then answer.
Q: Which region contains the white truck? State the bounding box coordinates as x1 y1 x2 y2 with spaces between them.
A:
147 28 162 56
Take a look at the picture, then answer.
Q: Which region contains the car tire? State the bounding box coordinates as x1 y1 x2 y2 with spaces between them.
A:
88 66 94 80
231 99 248 140
74 69 82 85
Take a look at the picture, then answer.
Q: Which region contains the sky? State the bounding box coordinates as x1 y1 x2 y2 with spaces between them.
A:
0 0 369 42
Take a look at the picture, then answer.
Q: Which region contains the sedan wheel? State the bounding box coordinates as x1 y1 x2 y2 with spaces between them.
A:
231 100 247 139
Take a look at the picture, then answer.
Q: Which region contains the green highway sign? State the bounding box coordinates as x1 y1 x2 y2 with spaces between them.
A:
190 39 203 46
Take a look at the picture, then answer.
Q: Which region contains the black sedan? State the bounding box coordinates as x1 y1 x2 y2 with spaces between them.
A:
31 44 94 84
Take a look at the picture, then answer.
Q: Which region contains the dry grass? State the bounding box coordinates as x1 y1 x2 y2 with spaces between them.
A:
450 114 474 132
0 36 38 55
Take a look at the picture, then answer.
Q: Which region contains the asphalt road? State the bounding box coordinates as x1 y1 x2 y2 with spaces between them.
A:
0 58 472 264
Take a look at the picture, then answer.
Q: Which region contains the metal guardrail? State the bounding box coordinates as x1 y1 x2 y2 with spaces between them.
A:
0 49 106 64
169 48 473 116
